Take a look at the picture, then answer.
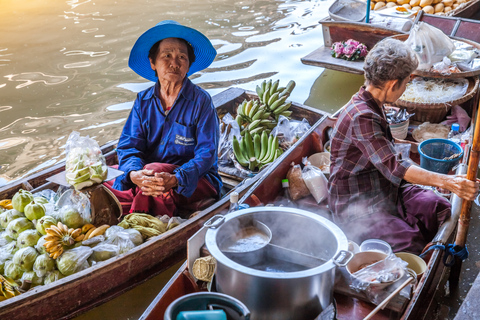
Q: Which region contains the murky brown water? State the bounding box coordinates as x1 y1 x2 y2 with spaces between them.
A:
0 0 364 187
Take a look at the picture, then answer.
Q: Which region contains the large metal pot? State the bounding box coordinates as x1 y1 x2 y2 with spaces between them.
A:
205 207 352 320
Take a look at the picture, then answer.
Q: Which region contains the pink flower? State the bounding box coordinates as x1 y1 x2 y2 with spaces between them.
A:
343 45 357 57
332 42 344 56
359 45 368 57
345 39 360 47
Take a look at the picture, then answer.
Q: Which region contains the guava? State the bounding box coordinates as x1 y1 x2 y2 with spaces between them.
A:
44 270 65 285
12 189 34 213
1 209 24 229
13 246 39 271
33 253 55 277
36 216 58 236
24 201 46 221
61 207 84 229
21 271 44 287
17 229 41 248
0 211 6 231
56 246 93 276
35 235 48 255
90 244 118 262
6 217 35 240
33 196 49 205
4 260 24 280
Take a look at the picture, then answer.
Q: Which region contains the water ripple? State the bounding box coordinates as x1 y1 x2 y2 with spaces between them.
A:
5 72 69 89
66 0 92 9
63 50 110 57
64 61 93 68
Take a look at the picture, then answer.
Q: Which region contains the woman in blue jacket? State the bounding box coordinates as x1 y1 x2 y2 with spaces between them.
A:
107 20 222 217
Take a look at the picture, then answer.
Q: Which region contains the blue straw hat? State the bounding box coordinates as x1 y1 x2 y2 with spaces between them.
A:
128 20 216 82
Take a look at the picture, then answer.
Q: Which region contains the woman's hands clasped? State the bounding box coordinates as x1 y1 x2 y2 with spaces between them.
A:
130 169 178 197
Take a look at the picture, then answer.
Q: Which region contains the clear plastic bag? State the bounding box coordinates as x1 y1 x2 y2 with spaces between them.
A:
272 116 311 150
218 113 241 166
104 231 136 255
302 159 328 204
89 243 119 265
405 22 456 70
65 131 108 190
56 189 92 227
56 246 93 276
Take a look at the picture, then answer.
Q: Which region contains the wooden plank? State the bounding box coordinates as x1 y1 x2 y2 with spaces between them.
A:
301 46 364 75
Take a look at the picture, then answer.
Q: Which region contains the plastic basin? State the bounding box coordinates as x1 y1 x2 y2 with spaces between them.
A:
418 138 463 174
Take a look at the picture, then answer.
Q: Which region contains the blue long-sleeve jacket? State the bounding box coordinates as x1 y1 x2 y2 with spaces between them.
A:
113 78 222 198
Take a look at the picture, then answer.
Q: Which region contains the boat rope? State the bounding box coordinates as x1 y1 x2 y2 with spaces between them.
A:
419 243 469 267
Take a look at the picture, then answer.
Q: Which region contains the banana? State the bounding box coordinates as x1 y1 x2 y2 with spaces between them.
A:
237 100 246 117
252 109 265 121
45 239 60 250
265 136 279 163
267 92 279 107
244 100 254 118
58 222 68 233
280 110 292 118
247 119 261 131
261 112 271 119
264 79 272 100
249 127 264 135
260 135 274 162
253 133 261 158
285 80 296 93
74 234 86 242
46 226 62 238
269 79 280 96
270 95 288 111
262 90 270 107
259 131 269 160
51 249 63 260
266 121 277 129
248 101 260 119
235 115 244 128
244 131 255 159
239 135 250 159
278 88 290 98
86 225 110 239
71 228 82 239
256 85 264 100
273 148 282 161
232 136 249 167
277 86 286 92
82 223 95 234
84 227 96 240
261 80 267 94
248 157 258 171
273 102 292 115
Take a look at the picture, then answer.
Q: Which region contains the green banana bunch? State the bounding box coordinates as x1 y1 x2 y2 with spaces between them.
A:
0 275 21 301
255 79 296 121
232 131 284 171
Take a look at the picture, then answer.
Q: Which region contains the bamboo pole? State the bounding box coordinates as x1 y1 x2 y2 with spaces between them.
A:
455 97 480 248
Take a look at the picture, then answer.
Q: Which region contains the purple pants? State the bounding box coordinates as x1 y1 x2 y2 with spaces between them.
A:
340 185 451 254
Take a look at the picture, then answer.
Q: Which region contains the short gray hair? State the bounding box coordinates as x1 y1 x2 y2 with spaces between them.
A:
363 38 418 88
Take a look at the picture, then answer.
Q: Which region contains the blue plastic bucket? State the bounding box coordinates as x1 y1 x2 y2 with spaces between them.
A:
418 138 463 174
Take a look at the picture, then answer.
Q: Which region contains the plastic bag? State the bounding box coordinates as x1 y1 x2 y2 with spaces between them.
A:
272 116 311 150
56 189 92 227
405 22 456 70
56 246 93 276
64 131 108 190
218 113 241 166
44 270 65 285
302 160 328 204
286 162 311 201
104 231 136 255
89 243 119 264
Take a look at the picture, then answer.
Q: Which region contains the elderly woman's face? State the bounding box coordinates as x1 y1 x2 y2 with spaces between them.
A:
149 38 190 84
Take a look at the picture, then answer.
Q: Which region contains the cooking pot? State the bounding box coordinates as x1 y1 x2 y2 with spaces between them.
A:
205 207 352 320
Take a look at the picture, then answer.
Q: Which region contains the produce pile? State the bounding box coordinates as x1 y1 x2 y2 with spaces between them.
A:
0 189 184 301
231 79 296 171
367 0 471 15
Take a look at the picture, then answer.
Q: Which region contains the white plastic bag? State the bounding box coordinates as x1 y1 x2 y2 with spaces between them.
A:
218 113 241 166
302 161 329 204
405 22 456 70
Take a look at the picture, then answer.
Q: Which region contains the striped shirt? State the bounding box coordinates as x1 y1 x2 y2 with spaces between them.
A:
328 87 412 224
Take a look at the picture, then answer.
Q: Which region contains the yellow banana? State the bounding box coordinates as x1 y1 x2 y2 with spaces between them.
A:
82 224 95 234
74 234 86 242
46 227 63 238
84 227 97 240
86 224 110 239
71 228 82 239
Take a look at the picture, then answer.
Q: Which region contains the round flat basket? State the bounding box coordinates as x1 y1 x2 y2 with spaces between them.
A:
394 77 479 123
389 34 480 79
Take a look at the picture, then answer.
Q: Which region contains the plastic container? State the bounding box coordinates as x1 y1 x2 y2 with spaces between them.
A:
395 252 427 281
418 138 463 174
328 0 366 22
176 311 227 320
359 239 392 256
390 119 409 140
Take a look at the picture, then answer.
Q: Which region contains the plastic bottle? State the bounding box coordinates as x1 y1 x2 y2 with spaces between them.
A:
278 179 296 207
228 192 239 213
448 123 461 145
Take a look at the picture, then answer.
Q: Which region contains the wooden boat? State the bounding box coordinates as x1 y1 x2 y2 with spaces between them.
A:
139 107 475 320
0 87 329 320
302 11 480 75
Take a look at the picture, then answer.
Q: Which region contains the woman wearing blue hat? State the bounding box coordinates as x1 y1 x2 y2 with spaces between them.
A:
106 20 222 217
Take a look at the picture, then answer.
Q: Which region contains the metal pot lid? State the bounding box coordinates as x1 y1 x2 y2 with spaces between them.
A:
205 206 350 278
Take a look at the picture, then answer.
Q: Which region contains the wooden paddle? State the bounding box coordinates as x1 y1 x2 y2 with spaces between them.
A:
455 97 480 248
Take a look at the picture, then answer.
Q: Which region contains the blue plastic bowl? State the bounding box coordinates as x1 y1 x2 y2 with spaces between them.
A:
418 138 463 174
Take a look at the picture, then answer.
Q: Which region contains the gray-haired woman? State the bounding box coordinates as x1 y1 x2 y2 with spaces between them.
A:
328 38 478 254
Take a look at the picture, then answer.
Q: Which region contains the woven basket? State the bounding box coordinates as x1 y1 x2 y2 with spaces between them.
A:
394 77 479 123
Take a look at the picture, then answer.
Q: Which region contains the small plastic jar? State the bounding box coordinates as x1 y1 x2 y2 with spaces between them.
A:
359 239 392 256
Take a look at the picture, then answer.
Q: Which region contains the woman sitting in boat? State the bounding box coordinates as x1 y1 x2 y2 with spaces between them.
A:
328 38 479 254
106 20 222 217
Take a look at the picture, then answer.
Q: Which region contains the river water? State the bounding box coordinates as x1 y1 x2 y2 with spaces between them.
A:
0 0 365 187
2 0 367 318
